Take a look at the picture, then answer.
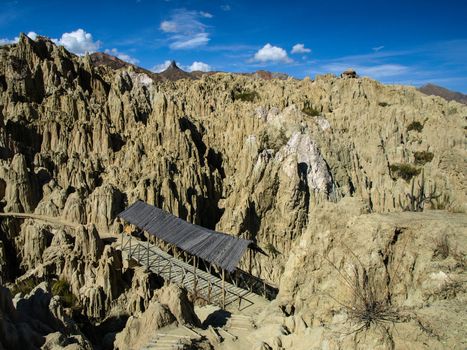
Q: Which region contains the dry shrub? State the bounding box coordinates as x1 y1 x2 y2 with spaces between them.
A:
390 163 420 182
326 255 401 334
232 89 259 102
407 121 423 132
433 234 466 269
413 151 434 165
434 234 450 259
52 279 77 308
9 277 38 296
437 278 464 300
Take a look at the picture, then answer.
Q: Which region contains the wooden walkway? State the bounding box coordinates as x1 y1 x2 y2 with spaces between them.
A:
0 212 271 310
118 234 258 310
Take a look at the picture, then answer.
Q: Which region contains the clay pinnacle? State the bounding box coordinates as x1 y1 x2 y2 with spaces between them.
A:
169 60 178 69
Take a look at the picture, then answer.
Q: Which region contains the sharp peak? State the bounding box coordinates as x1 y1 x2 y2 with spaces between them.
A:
161 60 187 73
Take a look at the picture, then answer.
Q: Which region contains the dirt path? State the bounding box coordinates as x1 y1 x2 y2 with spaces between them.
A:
0 212 80 228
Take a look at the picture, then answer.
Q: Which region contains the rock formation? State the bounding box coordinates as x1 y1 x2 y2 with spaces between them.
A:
253 197 467 349
0 34 465 349
418 83 467 105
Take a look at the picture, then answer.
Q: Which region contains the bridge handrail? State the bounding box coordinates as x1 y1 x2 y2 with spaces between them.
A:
120 234 241 299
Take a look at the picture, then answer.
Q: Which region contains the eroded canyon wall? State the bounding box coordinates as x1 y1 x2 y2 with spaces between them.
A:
0 34 466 286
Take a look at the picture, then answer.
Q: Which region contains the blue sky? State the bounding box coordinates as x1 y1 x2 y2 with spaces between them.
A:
1 0 467 92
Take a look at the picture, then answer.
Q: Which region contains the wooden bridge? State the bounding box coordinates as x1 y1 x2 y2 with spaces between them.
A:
117 201 278 310
119 233 260 310
0 201 278 310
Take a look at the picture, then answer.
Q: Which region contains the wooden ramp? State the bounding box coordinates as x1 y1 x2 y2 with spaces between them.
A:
118 234 259 310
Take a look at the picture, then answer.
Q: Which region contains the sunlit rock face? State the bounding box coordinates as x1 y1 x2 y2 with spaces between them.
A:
0 34 466 350
2 35 465 283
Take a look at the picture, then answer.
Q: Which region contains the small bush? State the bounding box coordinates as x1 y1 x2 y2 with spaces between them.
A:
390 163 420 181
378 102 389 107
433 234 466 269
302 102 320 116
232 90 259 102
437 278 463 299
52 279 77 308
433 193 452 210
434 234 450 259
258 128 288 153
347 267 400 332
9 278 38 296
326 256 401 334
407 121 423 132
302 106 320 116
452 250 466 270
414 151 434 165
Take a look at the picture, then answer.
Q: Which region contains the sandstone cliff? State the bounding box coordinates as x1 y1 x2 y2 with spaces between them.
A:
0 34 465 349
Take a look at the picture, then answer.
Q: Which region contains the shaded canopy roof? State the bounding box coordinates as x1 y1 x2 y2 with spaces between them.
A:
117 200 253 272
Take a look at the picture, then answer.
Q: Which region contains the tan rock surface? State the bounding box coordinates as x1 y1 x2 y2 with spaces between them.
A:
251 198 467 349
154 283 201 326
0 35 465 349
114 300 176 350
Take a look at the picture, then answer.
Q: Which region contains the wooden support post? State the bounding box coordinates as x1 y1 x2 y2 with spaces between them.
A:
193 256 197 295
120 232 123 249
129 235 132 259
208 263 212 302
222 269 226 309
147 236 150 268
232 270 238 287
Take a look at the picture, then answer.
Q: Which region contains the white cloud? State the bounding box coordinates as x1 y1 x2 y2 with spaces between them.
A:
26 31 38 40
105 48 139 65
373 45 384 52
291 43 311 54
151 60 212 73
0 31 38 45
221 4 231 11
0 30 99 56
160 9 211 50
200 11 213 18
253 43 292 63
53 29 100 55
160 20 178 33
357 64 409 77
187 61 211 72
323 63 409 78
170 33 209 49
0 38 13 45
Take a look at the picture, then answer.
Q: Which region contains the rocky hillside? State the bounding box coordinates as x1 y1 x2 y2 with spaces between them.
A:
0 34 466 349
418 83 467 105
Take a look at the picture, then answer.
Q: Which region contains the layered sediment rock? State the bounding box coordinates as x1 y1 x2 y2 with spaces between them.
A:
2 35 465 284
252 198 467 349
0 34 465 349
